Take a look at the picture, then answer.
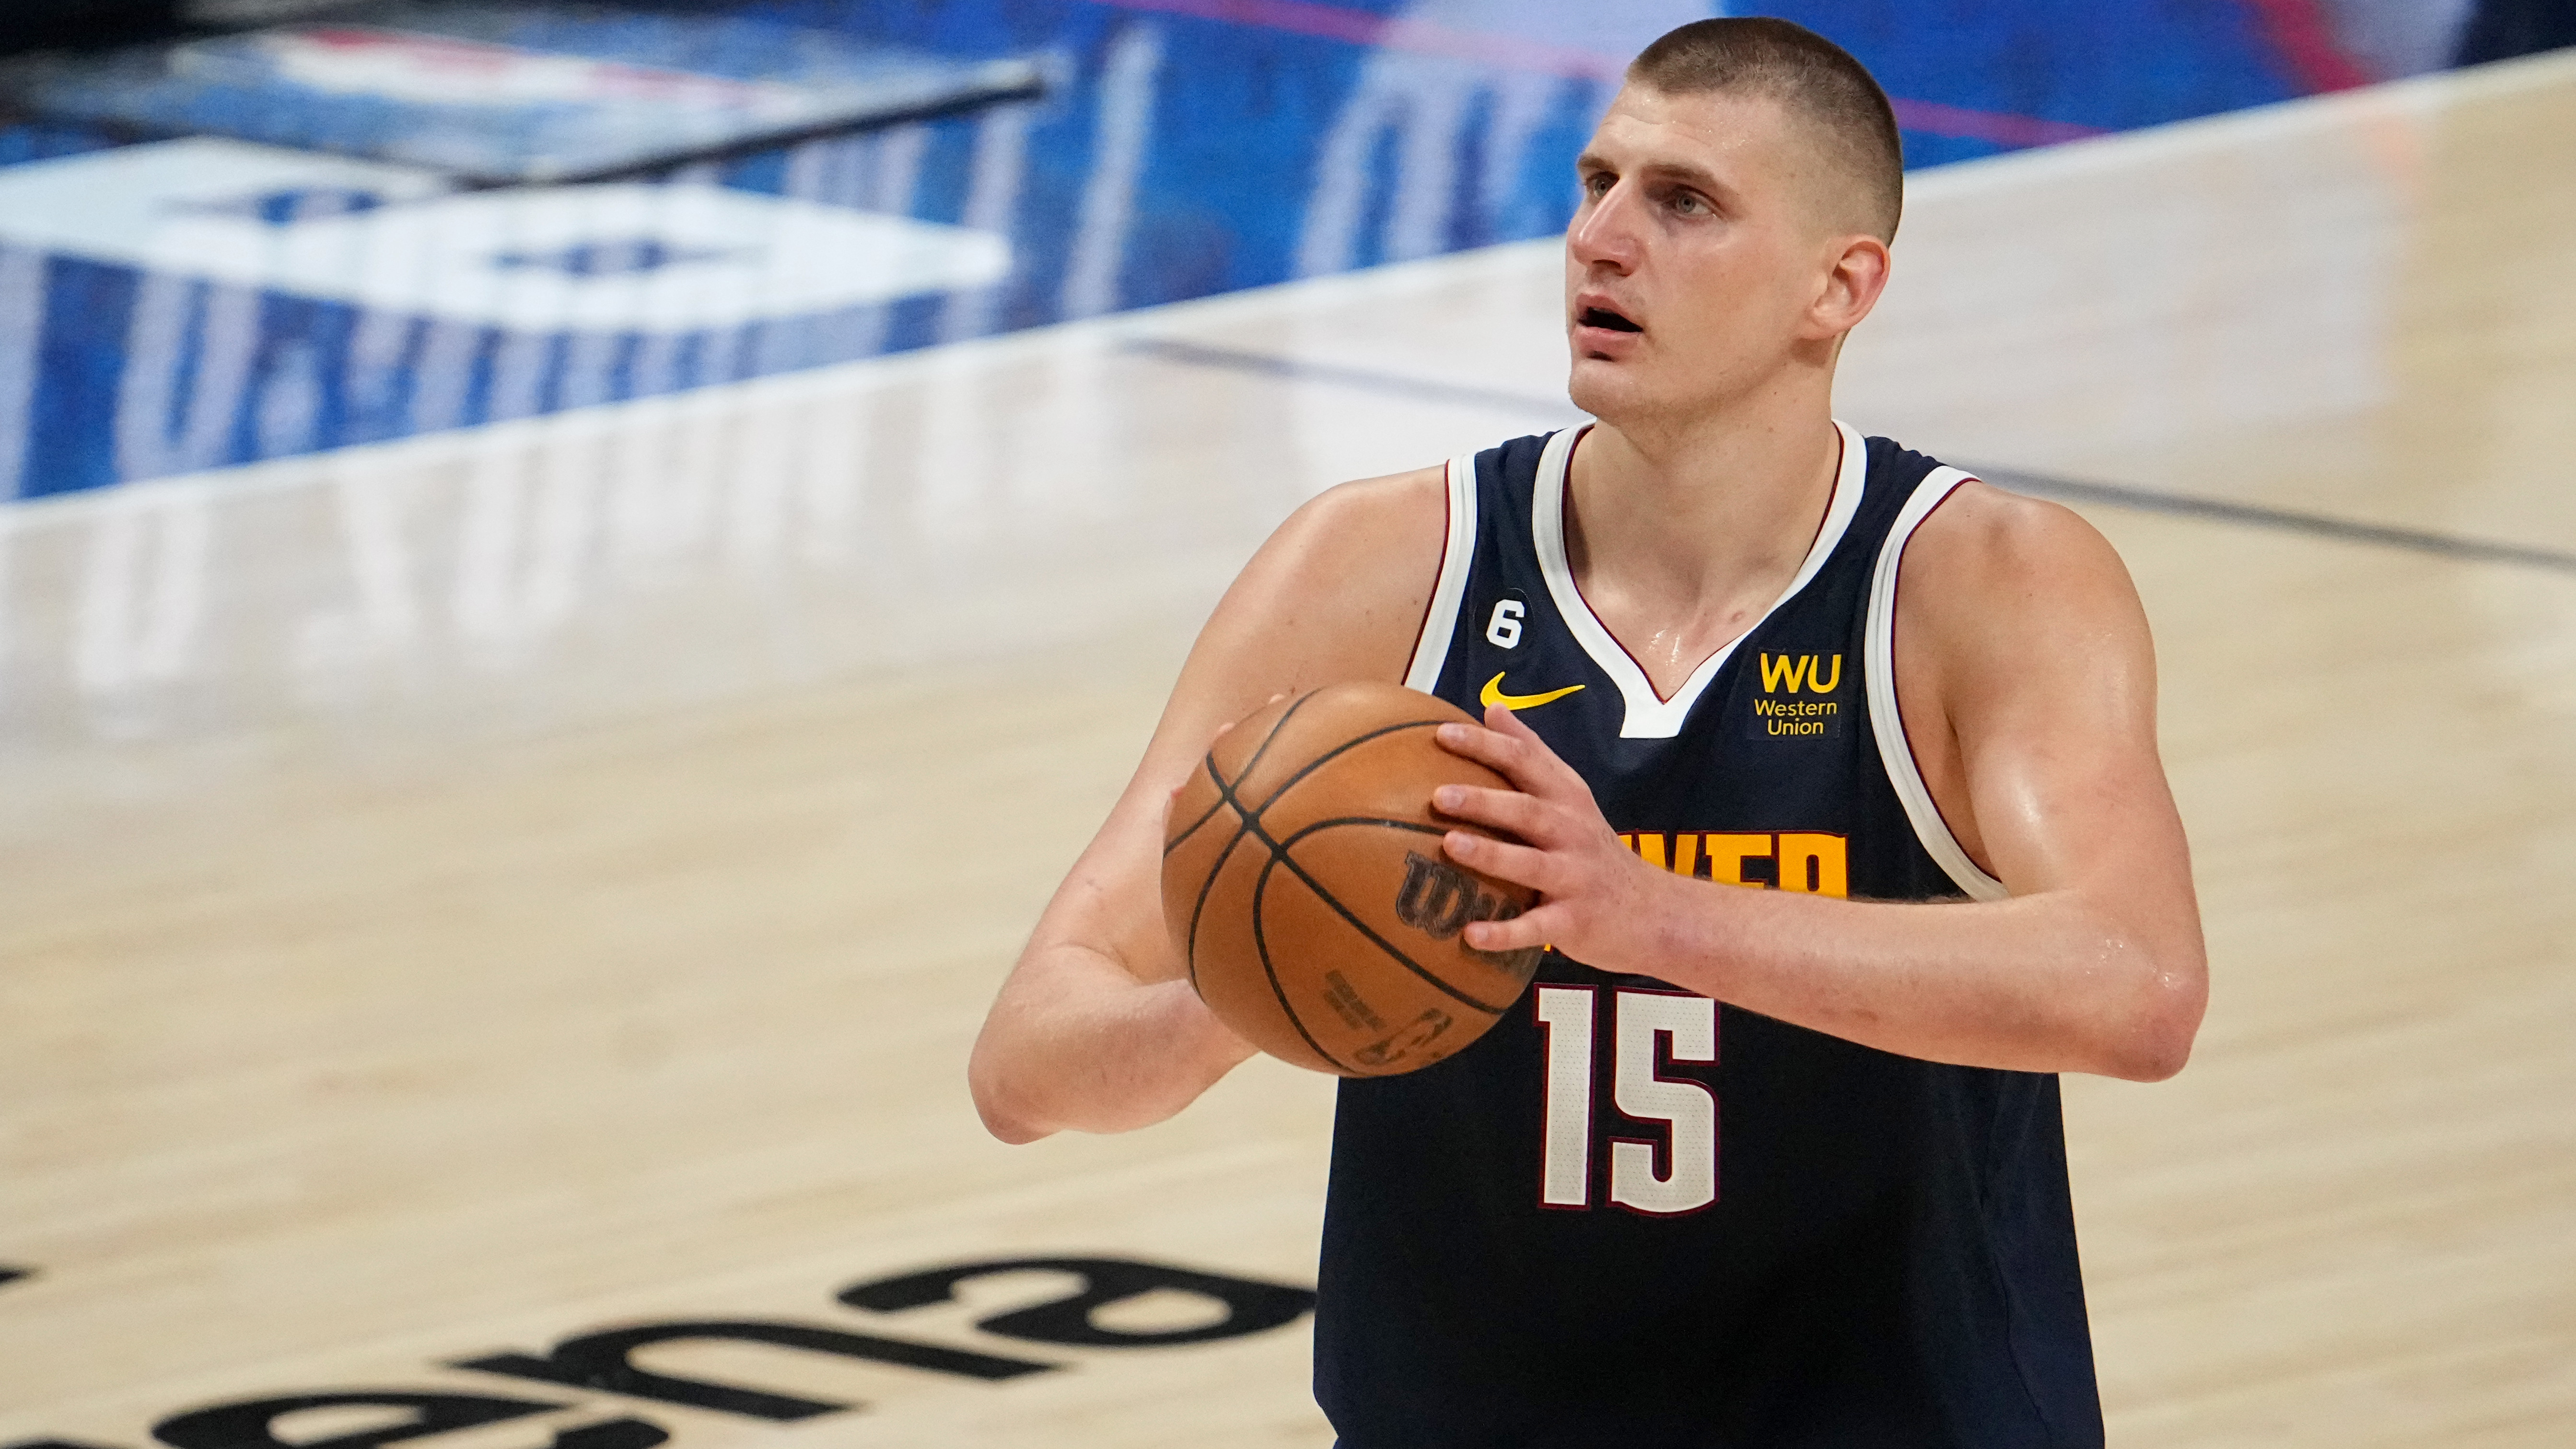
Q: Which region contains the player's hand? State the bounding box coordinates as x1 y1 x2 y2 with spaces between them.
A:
1429 704 1670 968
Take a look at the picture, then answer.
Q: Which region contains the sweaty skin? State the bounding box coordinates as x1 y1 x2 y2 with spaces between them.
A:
967 84 2205 1145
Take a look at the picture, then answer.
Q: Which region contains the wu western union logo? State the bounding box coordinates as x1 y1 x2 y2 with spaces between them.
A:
1619 830 1849 898
1751 652 1842 739
1758 652 1842 694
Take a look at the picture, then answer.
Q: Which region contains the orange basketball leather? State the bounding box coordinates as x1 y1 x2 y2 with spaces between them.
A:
1162 681 1543 1076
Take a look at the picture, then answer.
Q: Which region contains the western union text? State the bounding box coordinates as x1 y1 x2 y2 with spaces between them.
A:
1752 696 1838 736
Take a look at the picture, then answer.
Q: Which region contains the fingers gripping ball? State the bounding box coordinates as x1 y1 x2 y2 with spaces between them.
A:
1162 682 1544 1076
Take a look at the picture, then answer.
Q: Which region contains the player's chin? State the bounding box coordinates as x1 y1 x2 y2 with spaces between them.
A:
1565 360 1637 419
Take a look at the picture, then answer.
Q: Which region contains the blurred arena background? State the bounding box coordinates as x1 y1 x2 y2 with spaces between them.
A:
1 2 2572 1446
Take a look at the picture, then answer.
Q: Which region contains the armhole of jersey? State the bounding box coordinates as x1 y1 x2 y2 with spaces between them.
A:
1402 454 1480 692
1865 467 2010 902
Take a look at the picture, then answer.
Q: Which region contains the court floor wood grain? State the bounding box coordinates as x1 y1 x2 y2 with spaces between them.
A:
5 51 2573 1449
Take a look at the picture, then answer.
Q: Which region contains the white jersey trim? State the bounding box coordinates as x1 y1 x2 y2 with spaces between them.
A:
1403 452 1480 693
1864 467 2010 901
1533 420 1869 741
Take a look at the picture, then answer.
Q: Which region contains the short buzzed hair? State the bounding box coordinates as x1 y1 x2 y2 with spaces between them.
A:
1628 18 1904 242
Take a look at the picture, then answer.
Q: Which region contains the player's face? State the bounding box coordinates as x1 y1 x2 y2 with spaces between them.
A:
1563 86 1854 427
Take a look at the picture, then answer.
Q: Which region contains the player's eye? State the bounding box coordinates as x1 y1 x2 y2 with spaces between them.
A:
1582 171 1615 199
1668 189 1708 216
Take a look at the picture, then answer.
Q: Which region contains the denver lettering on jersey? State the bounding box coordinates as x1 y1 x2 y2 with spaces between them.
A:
1617 830 1849 898
1750 652 1844 739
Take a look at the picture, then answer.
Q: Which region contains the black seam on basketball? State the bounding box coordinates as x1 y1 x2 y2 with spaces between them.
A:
1203 711 1449 880
1245 717 1449 818
1176 698 1462 1043
1164 693 1309 860
1187 750 1272 992
1248 844 1357 1074
1179 691 1329 954
1272 818 1543 985
1183 824 1212 995
1254 817 1515 1017
1172 689 1321 984
1232 690 1315 793
1179 755 1241 993
1162 766 1232 859
1183 792 1239 995
1202 696 1331 865
1283 816 1448 837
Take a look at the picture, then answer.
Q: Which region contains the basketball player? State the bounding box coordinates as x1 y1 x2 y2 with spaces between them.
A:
971 18 2204 1446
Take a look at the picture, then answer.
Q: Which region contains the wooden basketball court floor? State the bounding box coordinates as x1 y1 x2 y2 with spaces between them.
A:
5 49 2574 1449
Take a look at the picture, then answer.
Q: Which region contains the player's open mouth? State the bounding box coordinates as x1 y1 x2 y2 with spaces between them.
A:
1579 306 1642 333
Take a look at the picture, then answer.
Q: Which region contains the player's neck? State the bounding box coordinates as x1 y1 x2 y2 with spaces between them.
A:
1562 387 1842 697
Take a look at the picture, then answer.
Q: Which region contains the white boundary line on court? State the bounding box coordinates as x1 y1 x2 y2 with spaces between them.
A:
6 44 2570 534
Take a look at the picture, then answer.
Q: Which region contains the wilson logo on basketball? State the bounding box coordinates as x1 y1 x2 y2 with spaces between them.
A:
1751 652 1843 739
1395 850 1537 967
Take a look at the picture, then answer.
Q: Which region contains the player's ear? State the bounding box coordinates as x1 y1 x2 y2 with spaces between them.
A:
1808 232 1891 340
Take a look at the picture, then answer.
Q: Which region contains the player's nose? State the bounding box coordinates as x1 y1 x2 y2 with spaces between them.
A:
1566 185 1645 273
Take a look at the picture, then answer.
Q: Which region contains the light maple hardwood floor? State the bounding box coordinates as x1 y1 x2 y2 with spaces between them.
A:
3 49 2571 1449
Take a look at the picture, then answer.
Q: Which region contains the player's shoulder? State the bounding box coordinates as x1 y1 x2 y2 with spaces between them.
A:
1279 426 1559 558
1899 471 2136 615
1197 463 1451 682
1292 462 1448 537
1883 466 2153 702
1248 463 1448 587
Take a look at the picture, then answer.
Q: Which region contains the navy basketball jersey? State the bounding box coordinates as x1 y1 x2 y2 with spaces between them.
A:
1313 424 2103 1448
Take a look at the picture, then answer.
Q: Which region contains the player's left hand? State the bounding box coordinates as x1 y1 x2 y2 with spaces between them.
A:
1430 703 1671 968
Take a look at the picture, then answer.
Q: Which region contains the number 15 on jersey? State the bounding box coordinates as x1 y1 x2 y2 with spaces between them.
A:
1535 985 1719 1215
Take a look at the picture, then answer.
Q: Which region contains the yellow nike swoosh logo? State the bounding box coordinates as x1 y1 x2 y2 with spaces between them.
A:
1481 673 1586 712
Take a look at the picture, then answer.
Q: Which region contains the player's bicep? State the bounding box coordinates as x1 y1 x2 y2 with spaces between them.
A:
1959 640 2182 911
1917 494 2191 914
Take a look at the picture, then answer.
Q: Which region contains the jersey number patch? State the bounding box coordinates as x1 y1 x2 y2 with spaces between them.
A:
1533 985 1717 1214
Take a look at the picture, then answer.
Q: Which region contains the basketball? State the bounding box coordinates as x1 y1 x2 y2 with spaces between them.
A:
1161 681 1545 1076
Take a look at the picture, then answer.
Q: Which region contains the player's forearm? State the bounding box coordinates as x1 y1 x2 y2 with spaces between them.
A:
1632 871 2204 1080
967 947 1254 1143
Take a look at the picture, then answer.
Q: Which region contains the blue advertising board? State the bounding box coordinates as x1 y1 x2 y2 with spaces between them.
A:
0 0 2490 499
